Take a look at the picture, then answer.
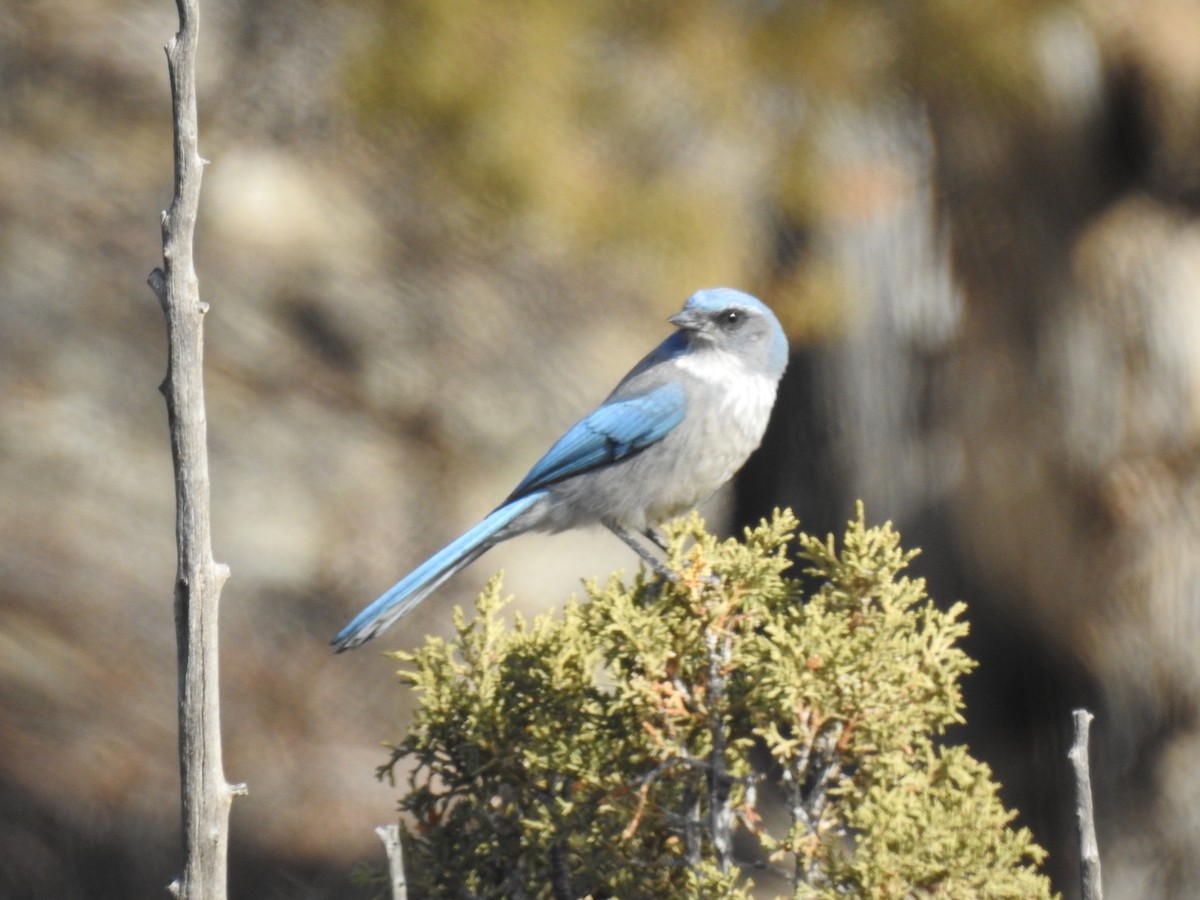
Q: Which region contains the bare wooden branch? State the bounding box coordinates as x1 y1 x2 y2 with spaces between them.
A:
705 626 734 873
1070 709 1103 900
150 0 241 896
375 824 409 900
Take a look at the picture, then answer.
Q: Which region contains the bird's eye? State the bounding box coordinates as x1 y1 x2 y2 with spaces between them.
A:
719 309 741 328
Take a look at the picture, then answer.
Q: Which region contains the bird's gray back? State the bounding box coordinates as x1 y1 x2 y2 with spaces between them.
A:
517 344 779 533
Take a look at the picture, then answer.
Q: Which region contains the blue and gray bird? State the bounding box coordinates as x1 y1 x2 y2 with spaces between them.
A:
333 287 788 652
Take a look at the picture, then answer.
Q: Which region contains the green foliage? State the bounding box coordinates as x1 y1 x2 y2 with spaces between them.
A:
339 1 1064 317
380 506 1056 898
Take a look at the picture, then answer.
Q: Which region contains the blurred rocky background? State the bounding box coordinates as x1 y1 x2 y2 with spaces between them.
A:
3 0 1200 897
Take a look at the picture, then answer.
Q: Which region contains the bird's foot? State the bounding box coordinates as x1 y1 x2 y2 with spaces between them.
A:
642 526 671 552
609 523 679 582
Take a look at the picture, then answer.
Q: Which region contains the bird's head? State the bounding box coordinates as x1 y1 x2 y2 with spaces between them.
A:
670 288 789 378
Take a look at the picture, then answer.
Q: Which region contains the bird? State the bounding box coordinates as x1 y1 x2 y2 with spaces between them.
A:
332 287 788 652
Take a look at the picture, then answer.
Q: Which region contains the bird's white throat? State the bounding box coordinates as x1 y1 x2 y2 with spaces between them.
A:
675 347 778 427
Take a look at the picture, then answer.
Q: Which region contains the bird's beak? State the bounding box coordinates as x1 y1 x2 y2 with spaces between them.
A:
669 309 706 332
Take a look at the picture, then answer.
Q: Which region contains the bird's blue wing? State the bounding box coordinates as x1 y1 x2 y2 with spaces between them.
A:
506 382 686 500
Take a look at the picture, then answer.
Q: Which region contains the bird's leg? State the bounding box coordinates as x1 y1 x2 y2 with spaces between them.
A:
607 523 678 582
643 525 670 552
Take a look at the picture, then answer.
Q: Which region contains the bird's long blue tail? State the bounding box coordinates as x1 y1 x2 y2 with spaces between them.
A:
332 493 542 652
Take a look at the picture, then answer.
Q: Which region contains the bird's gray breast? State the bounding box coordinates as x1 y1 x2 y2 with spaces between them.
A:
529 346 779 533
654 349 778 508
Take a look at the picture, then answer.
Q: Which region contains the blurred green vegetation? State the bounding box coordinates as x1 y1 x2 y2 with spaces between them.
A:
340 0 1060 324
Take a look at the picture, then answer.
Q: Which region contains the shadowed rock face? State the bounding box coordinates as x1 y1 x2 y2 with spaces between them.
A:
4 2 1200 897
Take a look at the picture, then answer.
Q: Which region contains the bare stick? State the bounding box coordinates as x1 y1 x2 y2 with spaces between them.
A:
705 627 734 873
1069 709 1102 900
375 825 409 900
150 1 244 897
